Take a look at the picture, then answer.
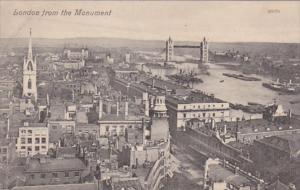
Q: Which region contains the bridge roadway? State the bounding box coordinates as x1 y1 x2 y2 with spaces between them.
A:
174 45 201 49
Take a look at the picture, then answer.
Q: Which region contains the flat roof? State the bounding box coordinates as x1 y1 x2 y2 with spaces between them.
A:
26 158 86 173
167 91 225 105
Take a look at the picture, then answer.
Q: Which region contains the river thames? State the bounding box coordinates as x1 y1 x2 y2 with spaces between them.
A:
137 62 300 117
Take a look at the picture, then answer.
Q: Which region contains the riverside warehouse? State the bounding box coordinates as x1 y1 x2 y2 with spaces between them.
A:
74 9 112 16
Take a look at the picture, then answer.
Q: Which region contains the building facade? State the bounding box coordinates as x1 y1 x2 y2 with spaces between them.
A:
166 91 230 131
16 123 49 157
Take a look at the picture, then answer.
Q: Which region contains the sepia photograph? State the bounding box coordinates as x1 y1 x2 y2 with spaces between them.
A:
0 1 299 190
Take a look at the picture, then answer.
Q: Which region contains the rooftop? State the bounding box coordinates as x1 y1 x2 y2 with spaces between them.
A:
141 77 187 91
12 183 97 190
225 117 300 135
258 133 300 159
25 158 86 173
111 177 144 190
207 164 250 186
167 91 225 105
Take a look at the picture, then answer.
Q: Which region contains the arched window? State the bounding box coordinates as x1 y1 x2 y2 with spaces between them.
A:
28 79 32 89
27 61 33 71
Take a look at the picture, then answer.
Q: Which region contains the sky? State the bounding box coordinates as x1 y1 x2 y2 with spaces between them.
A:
0 1 300 43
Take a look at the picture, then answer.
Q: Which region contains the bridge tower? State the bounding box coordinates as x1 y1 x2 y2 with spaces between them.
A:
165 36 174 62
200 37 209 63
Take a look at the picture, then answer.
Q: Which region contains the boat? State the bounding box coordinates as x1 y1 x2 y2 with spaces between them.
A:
222 73 261 81
290 100 300 104
262 79 297 94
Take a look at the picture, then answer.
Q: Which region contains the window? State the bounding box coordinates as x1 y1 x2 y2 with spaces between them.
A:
212 113 216 117
28 79 32 89
41 146 46 149
21 146 26 149
74 172 79 177
21 138 25 144
40 173 46 178
35 146 40 151
28 130 32 134
183 113 186 118
27 138 32 144
2 148 7 154
52 125 57 130
184 106 186 110
52 173 58 178
27 147 32 151
27 61 33 71
31 174 35 179
65 172 69 177
41 138 46 143
35 138 40 144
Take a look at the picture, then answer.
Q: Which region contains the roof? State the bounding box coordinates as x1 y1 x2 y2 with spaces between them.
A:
11 183 98 190
112 177 144 190
56 147 77 156
258 133 300 158
166 91 225 105
25 158 86 173
141 78 186 91
267 179 289 190
207 164 250 186
225 118 300 135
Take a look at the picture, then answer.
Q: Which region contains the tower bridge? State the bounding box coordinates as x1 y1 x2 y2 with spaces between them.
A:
165 36 209 63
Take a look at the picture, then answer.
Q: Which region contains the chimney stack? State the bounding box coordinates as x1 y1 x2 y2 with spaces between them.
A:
125 101 128 118
6 116 9 139
116 101 119 117
99 98 103 119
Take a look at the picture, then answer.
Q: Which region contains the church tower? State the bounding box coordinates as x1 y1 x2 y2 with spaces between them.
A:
23 28 37 102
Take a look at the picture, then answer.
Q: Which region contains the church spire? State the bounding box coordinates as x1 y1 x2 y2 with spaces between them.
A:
28 28 33 59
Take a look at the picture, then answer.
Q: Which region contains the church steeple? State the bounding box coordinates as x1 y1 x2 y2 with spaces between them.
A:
23 28 37 102
28 28 33 60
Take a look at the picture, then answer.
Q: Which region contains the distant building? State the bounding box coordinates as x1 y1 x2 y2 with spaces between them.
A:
55 60 85 70
125 53 131 63
15 122 49 157
63 47 89 60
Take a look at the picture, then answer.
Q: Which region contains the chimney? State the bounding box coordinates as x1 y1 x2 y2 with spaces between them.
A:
152 78 155 89
99 98 103 119
116 101 119 117
142 118 145 145
125 101 128 118
72 89 75 102
223 124 227 135
6 116 9 139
